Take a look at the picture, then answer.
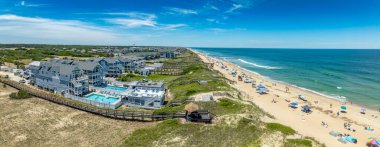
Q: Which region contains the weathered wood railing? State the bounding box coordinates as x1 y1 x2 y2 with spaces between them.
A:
0 78 186 122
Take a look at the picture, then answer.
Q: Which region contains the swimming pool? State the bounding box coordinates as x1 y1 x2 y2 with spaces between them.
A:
85 94 119 103
105 85 128 91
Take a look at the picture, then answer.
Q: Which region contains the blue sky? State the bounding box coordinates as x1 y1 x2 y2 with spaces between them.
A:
0 0 379 48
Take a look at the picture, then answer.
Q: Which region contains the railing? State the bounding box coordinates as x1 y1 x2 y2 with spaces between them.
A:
0 78 186 122
64 94 122 109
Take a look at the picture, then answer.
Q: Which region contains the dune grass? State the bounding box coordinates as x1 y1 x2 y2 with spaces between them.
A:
196 98 246 115
284 139 313 147
265 123 296 135
124 118 263 147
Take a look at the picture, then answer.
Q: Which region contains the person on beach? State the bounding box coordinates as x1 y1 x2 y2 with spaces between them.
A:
330 104 332 108
285 86 289 93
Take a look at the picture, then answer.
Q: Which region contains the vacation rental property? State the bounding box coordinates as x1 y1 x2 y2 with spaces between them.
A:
27 56 167 109
103 58 124 77
118 56 145 73
124 81 165 108
28 61 89 96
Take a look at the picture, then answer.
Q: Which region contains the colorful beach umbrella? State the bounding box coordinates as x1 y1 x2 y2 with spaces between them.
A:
368 137 380 144
368 139 380 145
290 102 298 107
341 106 347 110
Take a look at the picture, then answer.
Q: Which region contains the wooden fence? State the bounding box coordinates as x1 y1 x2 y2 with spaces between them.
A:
0 78 186 122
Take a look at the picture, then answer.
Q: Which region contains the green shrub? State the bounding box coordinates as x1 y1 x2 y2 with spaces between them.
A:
153 105 184 115
183 65 202 74
185 89 197 96
284 139 312 147
9 90 32 99
265 123 296 135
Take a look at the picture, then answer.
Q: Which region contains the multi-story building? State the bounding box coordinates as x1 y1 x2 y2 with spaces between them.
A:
28 61 89 96
118 56 145 73
125 81 165 108
74 61 104 86
103 58 124 77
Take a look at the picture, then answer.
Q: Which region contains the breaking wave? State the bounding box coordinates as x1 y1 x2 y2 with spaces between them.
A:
238 59 282 69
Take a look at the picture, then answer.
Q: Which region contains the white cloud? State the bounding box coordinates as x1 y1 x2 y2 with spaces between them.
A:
105 18 157 28
16 1 46 7
166 7 198 15
226 3 243 13
0 14 125 45
206 18 223 24
155 24 187 30
203 4 219 11
104 11 186 30
104 12 156 20
209 28 227 33
210 5 219 10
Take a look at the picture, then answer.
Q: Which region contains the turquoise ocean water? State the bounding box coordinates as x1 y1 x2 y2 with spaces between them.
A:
193 48 380 109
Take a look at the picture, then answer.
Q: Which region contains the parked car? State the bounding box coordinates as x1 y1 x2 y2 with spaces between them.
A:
19 79 26 83
3 75 9 78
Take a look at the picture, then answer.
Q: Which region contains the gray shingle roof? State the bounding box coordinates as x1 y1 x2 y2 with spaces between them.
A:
39 61 79 76
73 61 100 71
104 58 120 64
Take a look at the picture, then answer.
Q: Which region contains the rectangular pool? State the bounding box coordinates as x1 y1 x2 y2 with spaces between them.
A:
105 85 128 91
85 94 119 103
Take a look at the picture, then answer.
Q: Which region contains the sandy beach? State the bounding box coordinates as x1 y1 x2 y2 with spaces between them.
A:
192 49 380 147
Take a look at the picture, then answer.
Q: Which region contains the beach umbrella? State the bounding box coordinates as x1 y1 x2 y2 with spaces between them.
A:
257 84 265 89
341 106 347 110
329 131 339 137
303 105 311 111
290 102 298 107
368 137 380 145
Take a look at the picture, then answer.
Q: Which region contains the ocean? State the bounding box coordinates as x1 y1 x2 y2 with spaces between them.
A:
193 48 380 109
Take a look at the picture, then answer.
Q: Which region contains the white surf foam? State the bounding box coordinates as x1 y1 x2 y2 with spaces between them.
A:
238 59 282 69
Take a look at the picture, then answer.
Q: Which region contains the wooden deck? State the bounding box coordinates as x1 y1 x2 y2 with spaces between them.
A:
0 78 186 122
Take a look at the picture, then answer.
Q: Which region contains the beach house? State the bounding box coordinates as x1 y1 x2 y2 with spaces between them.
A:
28 61 89 96
74 61 104 86
103 58 124 77
48 58 106 86
124 80 165 108
118 56 145 73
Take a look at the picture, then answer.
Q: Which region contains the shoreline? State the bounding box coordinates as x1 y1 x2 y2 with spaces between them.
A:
190 48 380 147
193 48 378 111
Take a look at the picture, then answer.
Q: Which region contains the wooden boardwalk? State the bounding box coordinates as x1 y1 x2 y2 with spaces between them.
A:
0 78 186 122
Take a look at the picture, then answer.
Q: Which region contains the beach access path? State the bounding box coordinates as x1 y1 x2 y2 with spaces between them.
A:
193 49 380 147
